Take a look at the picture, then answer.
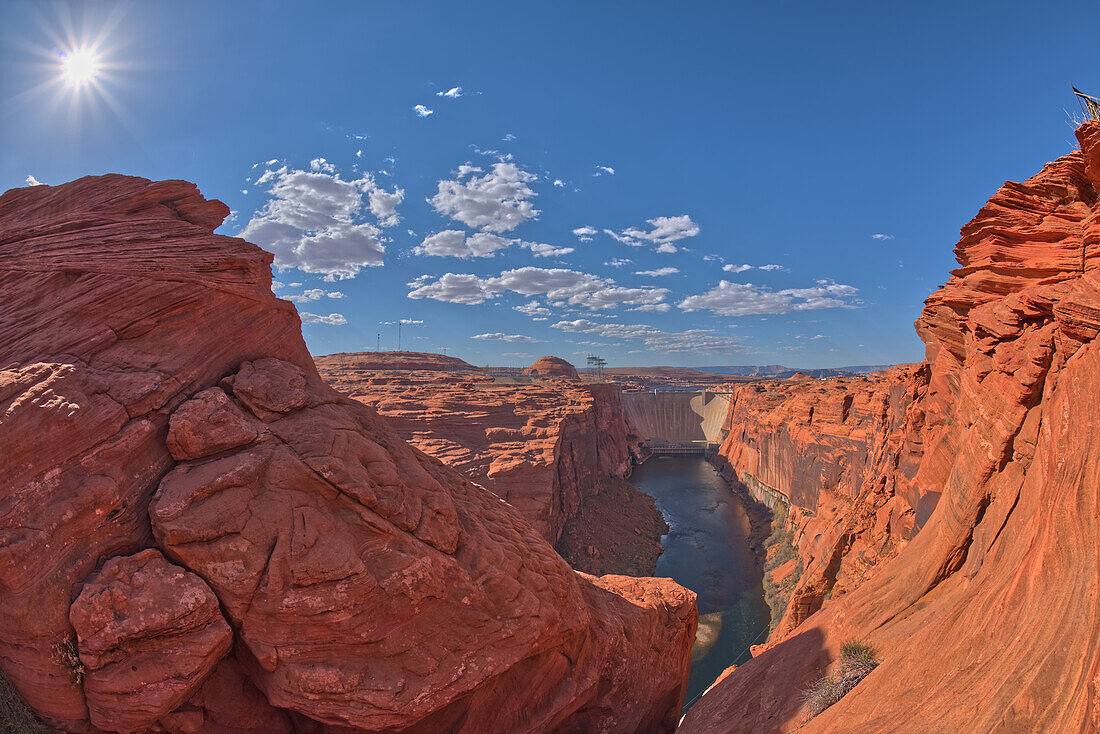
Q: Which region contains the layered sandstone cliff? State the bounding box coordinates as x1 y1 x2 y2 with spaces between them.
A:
681 121 1100 732
0 174 697 733
315 355 646 543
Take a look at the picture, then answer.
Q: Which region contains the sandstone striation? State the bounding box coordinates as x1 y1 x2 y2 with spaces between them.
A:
315 355 647 542
681 121 1100 732
0 174 696 732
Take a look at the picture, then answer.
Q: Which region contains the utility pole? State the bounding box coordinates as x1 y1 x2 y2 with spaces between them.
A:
376 333 380 352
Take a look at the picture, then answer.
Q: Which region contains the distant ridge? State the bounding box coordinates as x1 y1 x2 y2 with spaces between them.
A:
694 364 892 379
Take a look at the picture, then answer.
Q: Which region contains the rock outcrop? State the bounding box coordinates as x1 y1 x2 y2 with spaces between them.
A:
524 355 580 379
681 121 1100 732
0 174 697 732
315 355 646 542
714 364 930 638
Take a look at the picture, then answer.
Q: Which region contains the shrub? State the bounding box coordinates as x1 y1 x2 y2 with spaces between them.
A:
52 638 84 685
0 668 46 734
802 639 880 720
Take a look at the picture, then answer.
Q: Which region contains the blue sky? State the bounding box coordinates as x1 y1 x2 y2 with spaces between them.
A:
3 1 1098 368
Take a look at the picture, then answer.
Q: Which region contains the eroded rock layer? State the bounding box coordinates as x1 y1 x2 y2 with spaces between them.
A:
0 174 696 733
315 356 646 542
681 122 1100 733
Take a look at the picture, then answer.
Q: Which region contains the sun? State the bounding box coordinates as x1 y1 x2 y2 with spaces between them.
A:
59 47 101 87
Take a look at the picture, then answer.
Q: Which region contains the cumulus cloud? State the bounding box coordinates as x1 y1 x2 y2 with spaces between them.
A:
414 230 513 258
635 267 679 277
723 263 753 273
594 165 615 176
429 162 539 233
679 279 860 317
406 273 490 305
436 86 462 98
572 225 598 242
283 288 346 303
514 301 552 317
758 264 787 272
408 267 668 310
361 175 404 227
872 233 894 240
605 215 700 251
240 162 396 279
300 312 348 325
414 104 434 117
24 175 45 186
551 319 742 354
605 258 633 267
553 179 565 187
522 241 574 258
471 332 542 343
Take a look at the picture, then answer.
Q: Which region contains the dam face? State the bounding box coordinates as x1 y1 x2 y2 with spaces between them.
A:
621 390 730 451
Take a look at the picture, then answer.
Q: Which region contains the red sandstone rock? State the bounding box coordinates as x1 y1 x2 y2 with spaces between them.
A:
524 355 580 379
318 350 475 372
680 121 1100 733
315 354 646 542
0 174 696 733
69 549 232 732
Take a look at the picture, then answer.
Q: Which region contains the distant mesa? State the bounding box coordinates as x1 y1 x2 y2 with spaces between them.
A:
317 350 474 372
524 356 580 379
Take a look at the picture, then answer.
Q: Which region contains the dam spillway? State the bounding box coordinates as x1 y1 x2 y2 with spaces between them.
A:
621 390 730 451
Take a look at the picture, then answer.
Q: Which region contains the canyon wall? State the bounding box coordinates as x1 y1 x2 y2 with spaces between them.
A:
316 356 646 543
0 175 696 733
681 120 1100 732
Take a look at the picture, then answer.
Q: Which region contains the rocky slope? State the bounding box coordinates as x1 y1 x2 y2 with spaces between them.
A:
0 174 697 733
315 355 646 543
681 121 1100 732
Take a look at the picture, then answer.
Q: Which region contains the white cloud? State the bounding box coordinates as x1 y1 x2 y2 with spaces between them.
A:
551 319 742 354
514 301 552 317
408 267 668 310
635 267 679 277
429 162 539 233
283 288 346 303
872 233 894 240
300 312 348 325
522 241 574 258
553 179 565 187
605 215 700 251
503 133 516 141
606 258 633 267
594 165 615 176
678 279 859 317
240 163 394 279
759 264 787 272
703 254 724 262
24 175 45 186
414 230 513 258
406 273 491 304
723 263 753 273
436 86 463 98
471 332 542 343
414 105 434 117
622 215 700 245
572 225 597 242
631 303 672 312
361 175 404 227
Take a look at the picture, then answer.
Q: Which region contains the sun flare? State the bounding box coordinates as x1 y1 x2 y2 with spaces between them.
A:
59 47 101 87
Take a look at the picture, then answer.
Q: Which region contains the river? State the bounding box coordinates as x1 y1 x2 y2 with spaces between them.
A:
628 455 770 709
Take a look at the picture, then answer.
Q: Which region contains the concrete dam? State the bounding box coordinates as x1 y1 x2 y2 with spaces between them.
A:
621 390 730 454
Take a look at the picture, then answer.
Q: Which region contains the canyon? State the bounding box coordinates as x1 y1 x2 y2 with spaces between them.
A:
0 175 697 733
680 119 1100 732
2 118 1099 734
